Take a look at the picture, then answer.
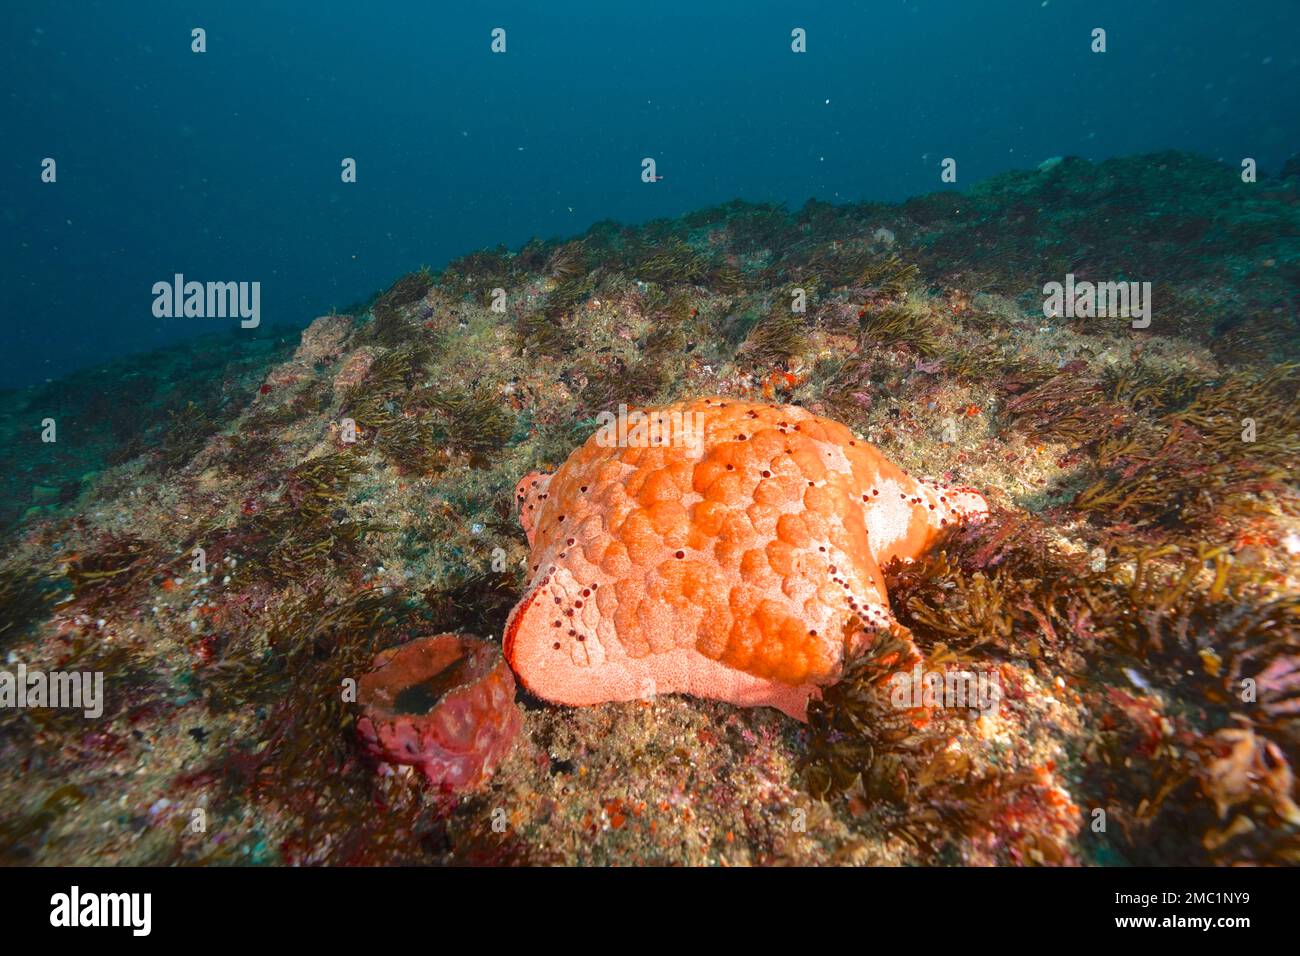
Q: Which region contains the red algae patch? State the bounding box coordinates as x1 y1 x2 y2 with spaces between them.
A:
356 633 522 792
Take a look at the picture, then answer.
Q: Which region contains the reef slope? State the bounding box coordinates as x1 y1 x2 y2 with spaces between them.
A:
2 151 1298 866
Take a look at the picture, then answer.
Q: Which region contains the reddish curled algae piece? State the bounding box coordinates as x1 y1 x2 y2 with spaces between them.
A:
356 633 522 792
504 397 988 721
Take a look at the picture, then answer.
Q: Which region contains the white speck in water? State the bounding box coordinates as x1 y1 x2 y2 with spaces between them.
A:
1124 667 1153 692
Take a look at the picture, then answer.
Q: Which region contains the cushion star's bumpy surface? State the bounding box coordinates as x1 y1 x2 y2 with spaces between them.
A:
503 397 988 720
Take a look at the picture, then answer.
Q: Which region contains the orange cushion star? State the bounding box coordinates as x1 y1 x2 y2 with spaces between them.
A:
504 398 987 719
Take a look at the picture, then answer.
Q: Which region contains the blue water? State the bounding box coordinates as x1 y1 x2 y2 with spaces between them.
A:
3 0 1296 388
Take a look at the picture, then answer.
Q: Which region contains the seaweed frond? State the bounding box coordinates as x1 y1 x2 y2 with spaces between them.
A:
1003 361 1132 445
1074 364 1299 534
364 271 434 347
380 270 434 309
856 254 920 299
227 454 389 586
516 309 573 357
65 534 153 611
802 625 927 800
423 571 522 637
373 415 450 475
344 343 432 432
633 241 710 285
153 401 216 471
430 387 517 456
859 301 940 356
438 245 515 298
0 564 56 648
0 785 86 865
738 303 809 369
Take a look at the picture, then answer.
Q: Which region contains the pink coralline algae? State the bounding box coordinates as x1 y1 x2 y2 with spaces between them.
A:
356 633 522 792
332 347 375 392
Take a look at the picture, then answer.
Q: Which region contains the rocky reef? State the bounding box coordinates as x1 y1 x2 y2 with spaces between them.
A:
1 151 1297 866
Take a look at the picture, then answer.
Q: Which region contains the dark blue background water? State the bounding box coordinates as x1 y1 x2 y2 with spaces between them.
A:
3 0 1296 388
